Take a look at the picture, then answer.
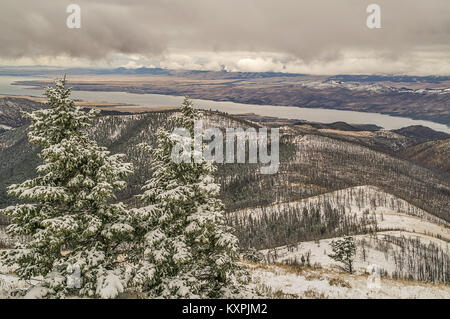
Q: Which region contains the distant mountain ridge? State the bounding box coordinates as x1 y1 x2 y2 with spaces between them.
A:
2 66 450 83
394 125 450 142
328 74 450 83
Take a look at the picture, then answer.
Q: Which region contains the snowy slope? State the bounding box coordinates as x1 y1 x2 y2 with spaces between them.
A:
259 231 448 276
249 263 450 299
231 185 449 232
232 185 449 284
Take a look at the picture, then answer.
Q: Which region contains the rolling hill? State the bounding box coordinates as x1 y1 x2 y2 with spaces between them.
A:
401 138 450 174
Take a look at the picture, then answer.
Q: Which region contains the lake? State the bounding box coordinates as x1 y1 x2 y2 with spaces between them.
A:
0 75 449 133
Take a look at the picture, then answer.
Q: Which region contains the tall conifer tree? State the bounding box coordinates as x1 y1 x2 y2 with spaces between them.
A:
131 97 249 298
0 77 133 298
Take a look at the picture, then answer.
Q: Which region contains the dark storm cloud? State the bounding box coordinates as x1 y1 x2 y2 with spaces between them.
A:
0 0 167 59
0 0 449 71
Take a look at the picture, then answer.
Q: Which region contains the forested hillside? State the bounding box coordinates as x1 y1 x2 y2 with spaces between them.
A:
0 99 449 291
1 108 449 223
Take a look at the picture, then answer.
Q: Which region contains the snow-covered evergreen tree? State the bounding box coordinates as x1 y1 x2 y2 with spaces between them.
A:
328 236 357 273
0 77 134 298
130 97 249 298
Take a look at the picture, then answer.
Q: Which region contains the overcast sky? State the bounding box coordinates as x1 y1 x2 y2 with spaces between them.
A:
1 0 449 75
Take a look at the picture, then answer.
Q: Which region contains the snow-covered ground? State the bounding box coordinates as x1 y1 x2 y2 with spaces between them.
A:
232 185 450 228
0 257 43 299
259 231 449 276
232 185 449 236
232 185 449 284
3 260 448 299
249 263 450 299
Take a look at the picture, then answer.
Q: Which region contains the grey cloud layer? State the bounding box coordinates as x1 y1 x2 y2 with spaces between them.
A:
0 0 449 71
